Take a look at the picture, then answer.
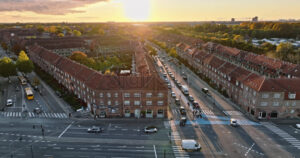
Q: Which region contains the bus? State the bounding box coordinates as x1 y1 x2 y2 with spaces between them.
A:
18 76 27 85
25 87 34 100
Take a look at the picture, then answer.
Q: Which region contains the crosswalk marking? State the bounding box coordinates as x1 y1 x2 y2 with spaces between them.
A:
0 112 68 119
223 110 243 116
262 122 300 150
172 146 190 158
200 110 214 115
170 131 181 141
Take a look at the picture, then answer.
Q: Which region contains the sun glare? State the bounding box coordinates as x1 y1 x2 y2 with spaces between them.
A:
122 0 150 21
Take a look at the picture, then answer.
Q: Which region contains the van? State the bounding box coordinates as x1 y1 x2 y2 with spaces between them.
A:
181 139 201 151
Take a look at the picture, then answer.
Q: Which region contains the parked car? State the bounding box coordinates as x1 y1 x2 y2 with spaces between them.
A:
188 95 194 102
87 126 103 133
177 82 182 88
171 92 176 98
296 124 300 129
168 83 171 89
230 118 238 127
144 126 158 133
192 101 199 109
180 117 187 126
55 91 62 97
6 99 13 106
179 106 186 115
33 107 42 114
175 98 180 106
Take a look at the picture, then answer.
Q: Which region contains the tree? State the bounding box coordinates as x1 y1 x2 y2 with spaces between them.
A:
1 42 8 52
73 30 82 37
0 57 17 78
16 51 34 74
276 42 293 59
57 33 64 37
233 35 244 43
69 51 87 62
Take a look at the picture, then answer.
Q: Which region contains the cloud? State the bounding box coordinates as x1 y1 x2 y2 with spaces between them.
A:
0 0 109 15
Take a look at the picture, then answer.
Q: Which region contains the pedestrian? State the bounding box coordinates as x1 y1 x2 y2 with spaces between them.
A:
32 125 35 129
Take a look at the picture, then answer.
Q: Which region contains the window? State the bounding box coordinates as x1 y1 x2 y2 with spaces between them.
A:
100 100 104 105
107 100 111 105
124 93 130 98
157 109 164 114
235 81 239 86
99 93 103 98
146 109 152 114
146 101 152 106
272 102 279 106
158 93 164 98
115 101 119 106
124 100 130 106
260 102 268 106
253 91 256 96
134 93 141 98
261 93 269 99
157 101 164 106
92 91 95 96
134 101 140 106
114 93 118 98
288 93 296 99
292 101 296 106
107 93 111 98
273 93 281 98
146 93 152 98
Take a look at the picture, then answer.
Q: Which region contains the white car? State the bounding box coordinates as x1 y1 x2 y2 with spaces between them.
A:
168 83 171 89
171 92 176 98
6 99 13 106
296 124 300 129
144 126 158 133
230 119 238 127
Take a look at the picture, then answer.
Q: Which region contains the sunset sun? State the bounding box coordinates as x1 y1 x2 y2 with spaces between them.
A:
122 0 150 21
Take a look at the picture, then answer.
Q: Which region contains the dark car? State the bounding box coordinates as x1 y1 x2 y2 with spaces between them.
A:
87 126 103 133
55 91 62 97
180 117 187 126
33 107 42 114
175 98 180 106
179 106 186 115
192 101 200 109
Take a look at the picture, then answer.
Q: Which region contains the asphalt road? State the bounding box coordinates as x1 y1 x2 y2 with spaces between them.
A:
0 118 173 158
152 46 299 158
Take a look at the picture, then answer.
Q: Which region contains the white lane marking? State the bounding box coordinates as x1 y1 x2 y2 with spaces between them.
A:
153 145 157 158
245 143 255 156
58 121 74 138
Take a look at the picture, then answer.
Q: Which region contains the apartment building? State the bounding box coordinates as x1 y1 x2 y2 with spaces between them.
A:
176 42 300 119
27 44 168 118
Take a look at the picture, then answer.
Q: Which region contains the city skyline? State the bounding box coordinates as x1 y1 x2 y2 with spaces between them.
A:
0 0 300 23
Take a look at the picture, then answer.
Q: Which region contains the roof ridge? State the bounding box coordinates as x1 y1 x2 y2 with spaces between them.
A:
257 76 266 91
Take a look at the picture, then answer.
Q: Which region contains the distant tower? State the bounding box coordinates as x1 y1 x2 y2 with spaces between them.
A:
252 16 258 22
231 18 235 22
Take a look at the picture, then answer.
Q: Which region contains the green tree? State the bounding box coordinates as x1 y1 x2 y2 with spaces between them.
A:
0 57 17 78
16 51 34 74
73 30 82 37
276 42 294 59
1 42 8 52
57 33 64 37
233 35 244 43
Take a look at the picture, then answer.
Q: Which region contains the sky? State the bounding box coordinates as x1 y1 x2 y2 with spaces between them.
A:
0 0 300 23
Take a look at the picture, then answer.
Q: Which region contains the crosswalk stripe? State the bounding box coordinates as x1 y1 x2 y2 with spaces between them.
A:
54 113 59 118
62 113 67 118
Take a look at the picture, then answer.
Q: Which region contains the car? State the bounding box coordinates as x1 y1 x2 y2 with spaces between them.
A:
55 91 62 97
175 98 180 105
87 126 103 133
144 126 158 133
163 73 167 77
170 74 175 79
179 106 186 115
180 117 187 126
188 95 194 102
192 101 199 109
177 83 182 88
33 107 42 114
6 99 13 106
181 139 201 151
230 118 238 127
15 86 20 91
168 83 171 89
296 124 300 129
171 92 176 98
33 85 38 91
